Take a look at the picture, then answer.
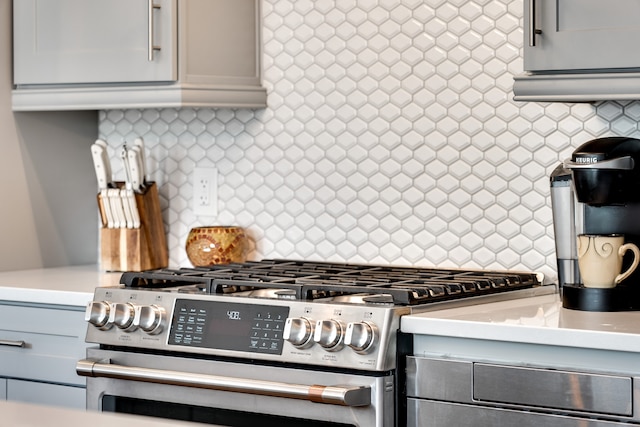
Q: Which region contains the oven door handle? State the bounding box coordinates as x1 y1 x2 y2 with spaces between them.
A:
76 358 371 407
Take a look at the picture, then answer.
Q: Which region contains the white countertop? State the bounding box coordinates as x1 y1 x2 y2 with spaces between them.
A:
0 264 121 307
1 400 212 427
401 293 640 353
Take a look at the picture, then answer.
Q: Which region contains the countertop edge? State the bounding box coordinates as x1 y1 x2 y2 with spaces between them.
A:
0 287 94 307
400 294 640 354
0 265 121 307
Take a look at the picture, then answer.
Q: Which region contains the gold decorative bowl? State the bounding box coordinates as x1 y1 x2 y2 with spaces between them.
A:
185 226 248 267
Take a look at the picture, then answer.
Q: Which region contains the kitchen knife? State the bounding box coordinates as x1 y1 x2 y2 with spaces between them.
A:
100 189 115 228
124 188 141 228
120 190 134 229
120 188 140 229
120 146 136 228
95 140 113 185
90 142 112 190
108 188 126 229
91 141 115 228
133 137 148 185
127 146 144 192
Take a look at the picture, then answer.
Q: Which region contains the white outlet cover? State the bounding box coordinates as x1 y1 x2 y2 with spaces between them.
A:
193 167 218 216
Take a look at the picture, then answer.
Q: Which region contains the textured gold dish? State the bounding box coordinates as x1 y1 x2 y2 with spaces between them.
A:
185 226 248 266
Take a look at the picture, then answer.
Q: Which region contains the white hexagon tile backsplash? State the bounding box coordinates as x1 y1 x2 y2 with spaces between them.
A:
99 0 640 283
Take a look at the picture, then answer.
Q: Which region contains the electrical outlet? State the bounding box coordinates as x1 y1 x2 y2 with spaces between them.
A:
193 167 218 216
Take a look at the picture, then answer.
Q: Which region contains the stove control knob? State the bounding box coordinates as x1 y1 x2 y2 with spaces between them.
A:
85 301 112 330
109 303 136 331
313 319 345 351
345 321 378 354
134 305 165 335
283 317 314 348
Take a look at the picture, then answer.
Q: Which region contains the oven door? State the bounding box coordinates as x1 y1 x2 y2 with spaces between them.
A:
77 348 394 427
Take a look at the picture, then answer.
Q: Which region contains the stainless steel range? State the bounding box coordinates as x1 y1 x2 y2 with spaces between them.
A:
77 259 555 427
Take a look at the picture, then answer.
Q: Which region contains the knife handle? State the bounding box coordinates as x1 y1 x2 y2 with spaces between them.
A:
128 148 143 192
91 144 109 190
95 139 112 180
108 189 125 229
133 137 148 184
100 190 115 229
120 189 135 229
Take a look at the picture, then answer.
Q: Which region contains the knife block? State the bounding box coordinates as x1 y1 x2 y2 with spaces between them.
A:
98 182 168 272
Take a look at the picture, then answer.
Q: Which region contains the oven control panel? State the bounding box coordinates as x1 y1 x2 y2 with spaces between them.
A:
84 287 407 371
168 299 290 355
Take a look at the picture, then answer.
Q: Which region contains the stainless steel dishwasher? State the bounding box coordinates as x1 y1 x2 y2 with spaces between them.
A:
406 356 640 426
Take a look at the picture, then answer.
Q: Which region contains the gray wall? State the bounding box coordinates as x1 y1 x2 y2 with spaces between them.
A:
1 1 98 271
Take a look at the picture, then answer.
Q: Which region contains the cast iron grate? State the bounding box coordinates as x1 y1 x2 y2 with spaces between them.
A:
119 259 543 306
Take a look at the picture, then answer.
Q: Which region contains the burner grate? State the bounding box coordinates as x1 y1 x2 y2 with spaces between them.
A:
120 259 543 306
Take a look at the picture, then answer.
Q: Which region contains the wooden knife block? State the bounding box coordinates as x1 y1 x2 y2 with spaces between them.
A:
99 182 168 272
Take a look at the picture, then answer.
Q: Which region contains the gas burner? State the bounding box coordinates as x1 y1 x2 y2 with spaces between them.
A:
176 285 211 294
230 288 298 300
323 294 396 305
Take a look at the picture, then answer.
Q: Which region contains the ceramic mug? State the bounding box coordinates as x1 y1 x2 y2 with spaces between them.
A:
577 234 640 288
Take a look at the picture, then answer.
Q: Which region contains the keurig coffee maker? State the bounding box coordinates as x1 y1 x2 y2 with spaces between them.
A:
553 136 640 311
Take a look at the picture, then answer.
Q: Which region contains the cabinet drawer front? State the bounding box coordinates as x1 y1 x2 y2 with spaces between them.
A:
0 378 6 400
407 399 632 427
474 363 632 416
8 379 85 410
0 305 86 336
0 305 89 385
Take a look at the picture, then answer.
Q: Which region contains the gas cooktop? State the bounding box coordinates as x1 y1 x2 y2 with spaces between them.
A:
120 259 548 306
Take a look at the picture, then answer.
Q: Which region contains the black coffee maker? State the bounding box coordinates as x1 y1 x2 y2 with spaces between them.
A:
552 136 640 311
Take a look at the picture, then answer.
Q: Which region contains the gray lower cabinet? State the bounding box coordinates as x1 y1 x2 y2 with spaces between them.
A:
0 302 89 410
7 379 85 410
12 0 266 110
514 0 640 102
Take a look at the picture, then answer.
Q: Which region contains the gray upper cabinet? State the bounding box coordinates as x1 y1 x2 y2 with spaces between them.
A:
12 0 267 110
514 0 640 102
14 0 177 85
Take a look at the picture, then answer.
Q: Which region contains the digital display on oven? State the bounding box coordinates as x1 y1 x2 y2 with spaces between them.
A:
168 300 290 355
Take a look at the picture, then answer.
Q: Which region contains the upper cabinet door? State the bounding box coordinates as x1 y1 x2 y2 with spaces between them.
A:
14 0 177 85
524 0 640 72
